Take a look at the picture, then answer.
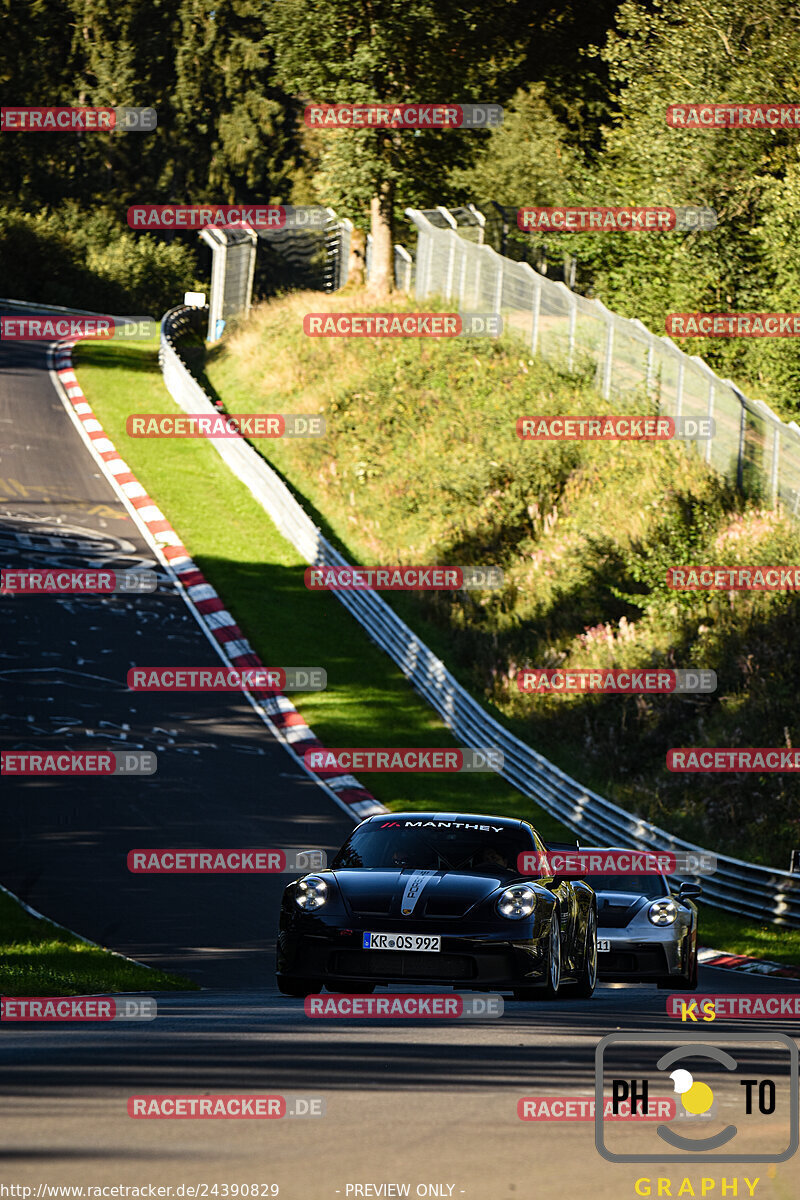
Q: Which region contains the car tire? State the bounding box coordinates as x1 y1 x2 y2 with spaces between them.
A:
325 981 376 994
678 935 699 990
514 911 562 1001
656 934 699 991
562 908 598 999
276 976 323 997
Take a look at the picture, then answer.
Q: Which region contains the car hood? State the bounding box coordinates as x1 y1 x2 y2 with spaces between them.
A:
329 868 514 919
594 890 652 928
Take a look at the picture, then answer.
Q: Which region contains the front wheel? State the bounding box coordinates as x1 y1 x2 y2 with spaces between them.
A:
563 908 597 999
657 935 698 991
514 911 562 1001
684 940 699 990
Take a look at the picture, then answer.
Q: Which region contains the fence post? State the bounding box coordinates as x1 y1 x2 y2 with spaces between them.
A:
444 232 456 299
567 291 577 372
363 233 373 283
770 421 781 507
424 230 435 297
493 255 504 316
646 339 655 400
467 203 486 245
458 242 468 307
531 272 541 355
395 245 413 293
199 227 227 342
705 382 715 465
337 216 353 290
415 230 428 300
243 226 257 318
737 395 747 492
753 398 785 509
474 247 485 309
602 310 614 399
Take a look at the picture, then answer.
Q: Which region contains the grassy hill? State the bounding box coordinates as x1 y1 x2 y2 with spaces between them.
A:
194 288 800 868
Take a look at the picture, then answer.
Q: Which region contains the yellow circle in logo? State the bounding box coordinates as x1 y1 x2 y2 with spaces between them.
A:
682 1081 715 1115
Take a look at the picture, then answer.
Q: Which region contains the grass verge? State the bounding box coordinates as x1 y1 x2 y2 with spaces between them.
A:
0 888 198 996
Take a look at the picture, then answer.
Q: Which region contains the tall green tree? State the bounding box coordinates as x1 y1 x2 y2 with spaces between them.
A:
69 0 177 207
578 0 800 412
449 83 582 205
171 1 299 203
0 0 80 207
265 0 532 293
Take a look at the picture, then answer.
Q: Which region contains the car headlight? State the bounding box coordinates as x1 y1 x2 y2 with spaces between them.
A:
648 899 677 926
295 876 328 910
497 884 537 919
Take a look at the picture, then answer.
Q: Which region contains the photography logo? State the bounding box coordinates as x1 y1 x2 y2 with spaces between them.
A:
595 1031 798 1163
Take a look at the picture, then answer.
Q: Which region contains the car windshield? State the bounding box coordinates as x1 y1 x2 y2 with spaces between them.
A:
583 874 669 899
332 820 534 874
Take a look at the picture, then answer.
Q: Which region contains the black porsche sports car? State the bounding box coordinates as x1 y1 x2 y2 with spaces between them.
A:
276 812 598 1000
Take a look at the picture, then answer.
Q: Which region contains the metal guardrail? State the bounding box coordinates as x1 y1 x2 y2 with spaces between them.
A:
160 304 800 926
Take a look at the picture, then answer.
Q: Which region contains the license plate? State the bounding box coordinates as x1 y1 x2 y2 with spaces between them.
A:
597 939 611 952
363 932 441 952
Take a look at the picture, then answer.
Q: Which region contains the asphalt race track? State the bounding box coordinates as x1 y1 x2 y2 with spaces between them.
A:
0 329 353 984
2 334 800 1198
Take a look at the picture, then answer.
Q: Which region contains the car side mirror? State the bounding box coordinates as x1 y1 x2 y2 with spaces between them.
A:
678 882 702 900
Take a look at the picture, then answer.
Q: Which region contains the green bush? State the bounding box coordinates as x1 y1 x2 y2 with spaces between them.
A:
0 204 201 313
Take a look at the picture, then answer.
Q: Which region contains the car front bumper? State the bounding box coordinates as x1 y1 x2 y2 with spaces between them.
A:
277 924 551 990
596 927 686 980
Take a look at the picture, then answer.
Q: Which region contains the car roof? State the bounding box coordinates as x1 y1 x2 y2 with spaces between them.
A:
360 812 532 832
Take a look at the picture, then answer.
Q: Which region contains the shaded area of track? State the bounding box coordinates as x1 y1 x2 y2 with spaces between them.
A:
0 332 351 988
2 970 799 1092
